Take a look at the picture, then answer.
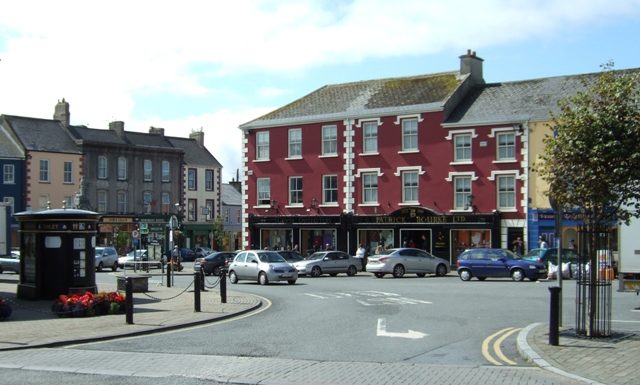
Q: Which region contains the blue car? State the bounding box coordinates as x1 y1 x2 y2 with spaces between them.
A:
456 248 547 282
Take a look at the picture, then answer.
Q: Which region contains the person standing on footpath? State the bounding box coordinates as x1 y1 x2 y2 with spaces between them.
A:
512 237 524 256
355 243 367 272
539 235 548 249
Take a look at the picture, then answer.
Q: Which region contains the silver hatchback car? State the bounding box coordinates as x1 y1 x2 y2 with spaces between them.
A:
366 247 450 278
228 250 298 285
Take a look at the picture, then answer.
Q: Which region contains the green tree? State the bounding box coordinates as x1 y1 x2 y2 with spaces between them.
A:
537 62 640 227
212 216 225 251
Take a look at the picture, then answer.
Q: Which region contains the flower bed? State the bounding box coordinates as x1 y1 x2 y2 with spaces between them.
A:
51 291 126 317
0 298 11 321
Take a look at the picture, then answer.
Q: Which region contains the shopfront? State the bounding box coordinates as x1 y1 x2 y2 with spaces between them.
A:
248 208 500 263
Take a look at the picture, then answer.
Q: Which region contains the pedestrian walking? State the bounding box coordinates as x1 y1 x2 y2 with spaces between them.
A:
355 243 367 271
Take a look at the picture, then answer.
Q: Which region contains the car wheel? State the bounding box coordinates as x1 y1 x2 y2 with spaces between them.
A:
310 266 322 277
392 264 405 278
111 262 118 272
97 262 104 272
511 268 525 282
259 271 269 285
288 279 296 285
416 273 426 277
229 270 238 284
436 263 448 277
374 273 385 278
458 269 472 281
346 265 357 276
212 267 221 277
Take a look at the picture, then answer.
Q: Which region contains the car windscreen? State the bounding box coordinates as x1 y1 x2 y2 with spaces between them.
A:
258 252 287 263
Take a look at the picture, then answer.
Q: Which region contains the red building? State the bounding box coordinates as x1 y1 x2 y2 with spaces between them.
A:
239 51 526 264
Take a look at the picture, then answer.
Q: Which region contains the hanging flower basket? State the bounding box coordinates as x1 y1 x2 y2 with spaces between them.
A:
51 291 126 318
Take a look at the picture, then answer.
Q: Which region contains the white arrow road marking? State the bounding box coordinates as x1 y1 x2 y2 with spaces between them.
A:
376 318 428 339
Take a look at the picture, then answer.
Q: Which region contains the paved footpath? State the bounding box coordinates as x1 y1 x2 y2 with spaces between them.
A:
1 274 639 385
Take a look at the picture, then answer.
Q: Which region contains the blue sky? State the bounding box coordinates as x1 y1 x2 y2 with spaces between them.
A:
1 0 639 182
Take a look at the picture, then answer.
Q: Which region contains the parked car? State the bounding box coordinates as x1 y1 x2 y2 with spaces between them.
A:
366 247 450 278
118 249 163 269
292 251 359 277
177 247 197 262
524 248 580 266
194 251 237 276
0 250 20 274
276 250 304 263
228 250 297 285
193 247 213 259
95 246 119 272
456 248 547 282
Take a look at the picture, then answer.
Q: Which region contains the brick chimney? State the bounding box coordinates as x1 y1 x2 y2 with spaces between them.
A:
149 126 165 136
190 130 204 146
109 121 125 137
459 49 484 84
54 98 70 126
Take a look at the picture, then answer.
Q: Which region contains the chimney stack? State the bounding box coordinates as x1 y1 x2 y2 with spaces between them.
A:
190 130 204 147
149 126 165 136
109 121 125 137
54 98 70 126
459 49 484 84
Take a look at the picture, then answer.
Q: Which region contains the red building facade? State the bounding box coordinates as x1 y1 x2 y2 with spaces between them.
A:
240 51 526 264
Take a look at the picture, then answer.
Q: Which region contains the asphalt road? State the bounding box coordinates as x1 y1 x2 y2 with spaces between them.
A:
87 267 569 366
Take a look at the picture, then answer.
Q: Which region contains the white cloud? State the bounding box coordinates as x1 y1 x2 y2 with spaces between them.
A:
1 0 638 182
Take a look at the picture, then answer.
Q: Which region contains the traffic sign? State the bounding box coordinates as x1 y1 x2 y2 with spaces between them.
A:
139 223 149 234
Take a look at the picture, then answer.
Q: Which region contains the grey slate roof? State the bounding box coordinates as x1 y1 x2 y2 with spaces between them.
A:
0 126 23 158
221 183 242 206
166 136 222 168
445 68 640 126
2 115 81 153
240 71 462 129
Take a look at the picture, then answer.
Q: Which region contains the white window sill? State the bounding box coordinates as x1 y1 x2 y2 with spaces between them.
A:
320 203 339 207
492 159 517 164
398 150 419 154
450 209 472 213
358 203 379 207
253 159 270 163
450 161 473 165
319 154 338 158
285 156 303 161
399 202 419 206
285 205 304 209
359 152 379 156
497 207 517 212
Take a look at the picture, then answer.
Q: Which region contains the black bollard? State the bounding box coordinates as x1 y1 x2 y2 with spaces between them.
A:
125 277 134 324
220 268 227 304
194 272 201 312
548 286 561 346
166 262 172 288
200 269 206 291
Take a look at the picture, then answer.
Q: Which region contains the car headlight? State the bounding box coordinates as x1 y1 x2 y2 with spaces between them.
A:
529 265 537 269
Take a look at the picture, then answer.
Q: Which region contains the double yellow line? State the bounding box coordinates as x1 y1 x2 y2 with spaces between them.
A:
481 327 521 366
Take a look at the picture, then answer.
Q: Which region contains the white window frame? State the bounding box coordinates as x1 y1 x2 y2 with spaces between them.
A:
401 170 419 205
162 192 171 212
256 177 271 206
97 190 107 213
322 175 338 205
117 157 127 181
453 176 472 211
497 174 516 211
496 132 516 162
63 161 73 184
321 125 337 156
446 129 478 165
98 156 108 179
256 131 270 161
143 159 152 181
400 118 418 152
3 196 15 214
39 159 49 182
287 128 302 159
361 172 378 205
3 164 15 184
453 133 472 163
362 120 378 155
288 176 303 206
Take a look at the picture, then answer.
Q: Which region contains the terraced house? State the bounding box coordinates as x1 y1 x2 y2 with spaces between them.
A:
239 50 639 265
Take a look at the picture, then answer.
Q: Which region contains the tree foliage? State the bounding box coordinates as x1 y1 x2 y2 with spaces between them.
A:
536 62 640 226
212 215 225 250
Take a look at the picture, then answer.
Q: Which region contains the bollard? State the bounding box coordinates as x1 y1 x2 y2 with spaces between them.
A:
200 269 206 291
194 272 201 312
548 286 561 346
166 262 172 288
220 268 227 304
125 277 134 324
